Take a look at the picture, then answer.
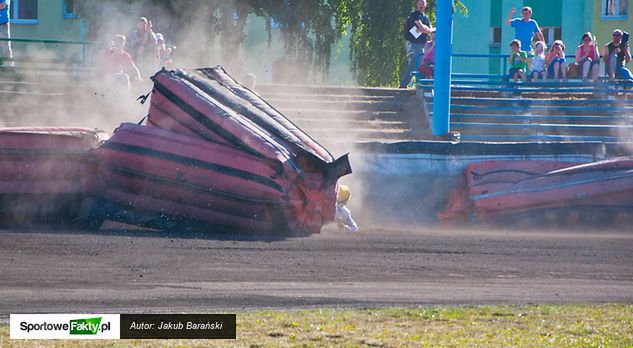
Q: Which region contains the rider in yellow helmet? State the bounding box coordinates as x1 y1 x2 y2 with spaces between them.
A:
335 184 358 232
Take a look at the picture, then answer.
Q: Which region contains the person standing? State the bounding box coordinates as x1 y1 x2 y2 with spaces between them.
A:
155 33 172 68
603 29 633 81
400 0 435 88
0 0 12 63
505 6 544 53
99 34 142 90
130 17 157 76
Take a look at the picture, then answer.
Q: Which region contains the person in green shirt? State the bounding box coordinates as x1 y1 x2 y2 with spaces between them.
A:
509 39 528 82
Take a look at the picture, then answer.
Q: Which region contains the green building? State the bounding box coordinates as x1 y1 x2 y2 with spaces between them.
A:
592 0 631 47
452 0 594 74
9 0 86 59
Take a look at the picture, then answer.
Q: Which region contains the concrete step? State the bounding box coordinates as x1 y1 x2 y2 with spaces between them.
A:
255 83 416 98
446 104 633 116
443 96 633 108
290 117 408 129
264 98 412 113
459 134 620 142
450 113 633 125
279 109 408 121
305 127 418 144
258 91 414 104
449 89 616 100
452 122 633 137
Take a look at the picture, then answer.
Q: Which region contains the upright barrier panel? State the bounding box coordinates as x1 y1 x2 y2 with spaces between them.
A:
432 0 453 137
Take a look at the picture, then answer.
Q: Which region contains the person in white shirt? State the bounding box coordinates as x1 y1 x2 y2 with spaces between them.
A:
530 41 547 81
334 184 359 233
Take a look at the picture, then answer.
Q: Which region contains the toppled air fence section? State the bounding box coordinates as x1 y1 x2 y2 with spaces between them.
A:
91 66 351 235
438 157 633 226
0 67 351 235
0 127 105 226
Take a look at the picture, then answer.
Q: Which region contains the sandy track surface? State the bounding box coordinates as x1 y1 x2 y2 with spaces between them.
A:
1 226 632 317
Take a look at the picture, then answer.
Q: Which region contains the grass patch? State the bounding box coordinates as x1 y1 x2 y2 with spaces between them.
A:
1 303 632 347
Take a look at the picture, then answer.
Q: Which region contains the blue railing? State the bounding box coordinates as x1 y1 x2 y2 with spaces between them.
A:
452 53 583 76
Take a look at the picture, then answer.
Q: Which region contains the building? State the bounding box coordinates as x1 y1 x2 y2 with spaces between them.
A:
452 0 594 74
592 0 631 47
9 0 87 59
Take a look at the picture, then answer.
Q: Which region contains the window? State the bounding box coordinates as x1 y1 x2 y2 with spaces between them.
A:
11 0 38 24
541 27 562 46
63 0 79 19
602 0 628 19
490 27 501 47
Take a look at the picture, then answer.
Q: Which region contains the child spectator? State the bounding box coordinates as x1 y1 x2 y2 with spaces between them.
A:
508 39 528 82
98 34 142 90
244 73 256 90
546 40 567 81
155 33 172 68
334 185 358 233
418 33 435 79
572 32 600 82
530 41 547 81
603 29 633 81
504 6 544 53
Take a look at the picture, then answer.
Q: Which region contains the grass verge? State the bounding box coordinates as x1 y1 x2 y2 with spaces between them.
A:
1 303 632 347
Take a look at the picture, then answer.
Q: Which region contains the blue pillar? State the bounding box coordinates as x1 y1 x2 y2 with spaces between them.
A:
432 0 453 137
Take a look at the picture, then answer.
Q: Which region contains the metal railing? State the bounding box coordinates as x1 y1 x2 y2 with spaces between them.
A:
452 53 584 76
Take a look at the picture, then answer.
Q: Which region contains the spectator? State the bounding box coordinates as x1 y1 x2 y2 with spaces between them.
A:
130 17 157 75
603 29 633 81
334 185 358 233
244 73 256 90
505 6 544 53
155 33 172 68
0 0 12 64
508 39 528 82
571 32 600 82
418 33 435 79
400 0 435 88
530 41 547 81
546 40 567 81
99 34 142 90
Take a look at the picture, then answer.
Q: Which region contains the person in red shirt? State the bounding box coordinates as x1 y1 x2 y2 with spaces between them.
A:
99 34 142 89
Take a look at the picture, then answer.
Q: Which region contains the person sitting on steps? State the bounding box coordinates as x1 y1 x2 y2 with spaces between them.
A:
508 39 528 82
546 40 567 82
572 32 600 82
603 29 633 82
530 41 547 81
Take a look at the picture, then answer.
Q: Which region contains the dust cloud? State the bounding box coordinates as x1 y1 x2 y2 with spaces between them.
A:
0 2 403 232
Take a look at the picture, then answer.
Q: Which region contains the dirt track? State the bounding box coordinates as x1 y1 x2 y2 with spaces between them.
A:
1 225 632 317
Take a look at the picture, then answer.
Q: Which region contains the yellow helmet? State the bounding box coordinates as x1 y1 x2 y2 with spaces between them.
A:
337 184 351 203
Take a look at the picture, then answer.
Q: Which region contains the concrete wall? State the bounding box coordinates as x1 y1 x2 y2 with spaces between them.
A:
348 141 619 226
